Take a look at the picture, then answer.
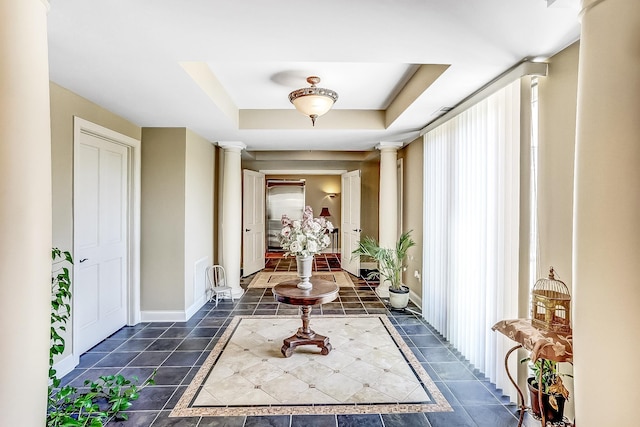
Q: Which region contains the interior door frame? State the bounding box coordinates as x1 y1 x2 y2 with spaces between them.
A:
242 169 266 276
72 117 141 360
341 169 361 277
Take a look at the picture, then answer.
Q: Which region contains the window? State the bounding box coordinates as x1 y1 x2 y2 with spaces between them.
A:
422 80 522 400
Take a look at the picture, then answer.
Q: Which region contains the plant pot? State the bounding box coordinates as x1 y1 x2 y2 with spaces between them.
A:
389 285 410 309
527 377 566 423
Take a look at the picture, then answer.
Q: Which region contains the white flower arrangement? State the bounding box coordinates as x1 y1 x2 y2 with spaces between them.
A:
280 206 334 257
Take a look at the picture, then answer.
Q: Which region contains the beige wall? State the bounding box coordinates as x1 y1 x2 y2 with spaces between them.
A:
50 82 141 252
399 137 423 298
215 146 223 263
50 83 141 361
536 41 579 421
360 157 380 240
141 128 215 315
141 128 187 311
537 42 579 285
184 130 215 309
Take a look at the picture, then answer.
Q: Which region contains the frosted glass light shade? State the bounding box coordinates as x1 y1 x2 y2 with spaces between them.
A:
288 76 338 125
291 94 335 117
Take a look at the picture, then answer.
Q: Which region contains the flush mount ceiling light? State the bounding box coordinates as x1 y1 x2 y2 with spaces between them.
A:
288 76 338 126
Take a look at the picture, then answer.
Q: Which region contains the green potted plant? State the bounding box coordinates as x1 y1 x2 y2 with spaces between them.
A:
49 248 154 426
521 357 571 423
352 230 416 309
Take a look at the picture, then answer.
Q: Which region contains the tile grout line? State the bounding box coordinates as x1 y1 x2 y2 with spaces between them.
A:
64 261 521 426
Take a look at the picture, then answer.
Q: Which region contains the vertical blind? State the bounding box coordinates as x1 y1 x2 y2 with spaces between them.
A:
422 80 521 400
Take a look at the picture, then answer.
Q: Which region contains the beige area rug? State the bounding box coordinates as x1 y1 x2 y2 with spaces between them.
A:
171 315 452 417
247 271 354 288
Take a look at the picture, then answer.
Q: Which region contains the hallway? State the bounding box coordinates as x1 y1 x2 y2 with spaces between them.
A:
58 262 535 427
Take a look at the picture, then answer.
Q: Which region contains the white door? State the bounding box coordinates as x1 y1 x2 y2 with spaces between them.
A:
243 169 266 276
75 133 129 355
341 170 361 277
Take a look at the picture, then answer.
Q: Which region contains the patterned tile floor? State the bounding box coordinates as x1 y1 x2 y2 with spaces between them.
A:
58 256 539 426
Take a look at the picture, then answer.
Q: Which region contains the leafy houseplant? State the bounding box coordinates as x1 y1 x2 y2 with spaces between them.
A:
48 248 154 426
352 231 416 308
521 357 571 423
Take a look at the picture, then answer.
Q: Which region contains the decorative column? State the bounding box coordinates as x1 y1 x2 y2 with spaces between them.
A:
376 142 403 297
218 141 246 298
0 0 52 425
573 1 640 426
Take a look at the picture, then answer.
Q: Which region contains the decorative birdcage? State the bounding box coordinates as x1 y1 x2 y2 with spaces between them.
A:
531 267 571 333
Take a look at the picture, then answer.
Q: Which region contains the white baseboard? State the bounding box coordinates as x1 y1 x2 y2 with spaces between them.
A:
140 310 188 322
141 295 208 323
409 288 423 316
53 353 79 379
185 294 207 320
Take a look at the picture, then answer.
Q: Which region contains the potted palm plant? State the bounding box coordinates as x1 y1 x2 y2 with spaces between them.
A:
352 231 416 309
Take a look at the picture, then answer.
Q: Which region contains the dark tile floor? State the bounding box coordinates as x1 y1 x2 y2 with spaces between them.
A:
59 258 538 427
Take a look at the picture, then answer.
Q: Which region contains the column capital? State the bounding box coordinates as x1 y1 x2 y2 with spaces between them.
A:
376 141 403 151
218 141 246 151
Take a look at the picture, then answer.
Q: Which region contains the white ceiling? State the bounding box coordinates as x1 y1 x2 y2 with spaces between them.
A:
47 0 581 151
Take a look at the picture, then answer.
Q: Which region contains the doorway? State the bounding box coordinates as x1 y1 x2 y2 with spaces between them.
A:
73 117 141 357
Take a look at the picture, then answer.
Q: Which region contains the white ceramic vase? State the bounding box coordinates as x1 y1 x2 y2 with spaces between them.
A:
296 255 313 290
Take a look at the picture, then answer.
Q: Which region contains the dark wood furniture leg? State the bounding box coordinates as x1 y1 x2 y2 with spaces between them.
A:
280 306 332 357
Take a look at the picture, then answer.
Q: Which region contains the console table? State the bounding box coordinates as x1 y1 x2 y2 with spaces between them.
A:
273 278 339 357
492 319 573 427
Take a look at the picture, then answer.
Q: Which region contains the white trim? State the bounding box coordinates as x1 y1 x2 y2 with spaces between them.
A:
186 294 207 320
259 169 347 176
128 131 142 326
217 141 246 150
141 310 189 322
420 61 547 135
191 256 210 316
52 354 79 380
194 256 210 298
409 288 421 309
376 141 404 150
72 117 141 362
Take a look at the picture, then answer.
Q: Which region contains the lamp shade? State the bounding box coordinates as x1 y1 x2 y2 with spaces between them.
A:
319 207 331 217
291 94 335 117
288 76 338 126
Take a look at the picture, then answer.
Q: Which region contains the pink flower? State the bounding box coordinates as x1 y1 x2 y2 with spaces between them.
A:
279 206 332 257
281 214 292 226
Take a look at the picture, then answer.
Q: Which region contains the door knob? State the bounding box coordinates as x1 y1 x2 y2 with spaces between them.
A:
245 228 251 232
79 258 88 263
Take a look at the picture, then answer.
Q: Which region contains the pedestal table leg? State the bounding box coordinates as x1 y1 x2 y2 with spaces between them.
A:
280 305 332 357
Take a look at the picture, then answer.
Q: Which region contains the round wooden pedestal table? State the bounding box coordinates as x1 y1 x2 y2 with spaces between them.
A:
272 278 339 357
